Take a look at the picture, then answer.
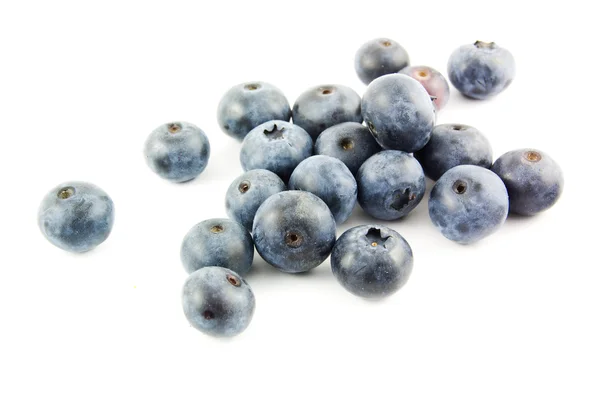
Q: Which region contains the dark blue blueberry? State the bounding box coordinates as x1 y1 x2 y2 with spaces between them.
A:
491 149 564 216
448 41 516 99
225 169 286 231
415 123 493 181
180 219 254 275
182 267 255 338
288 155 357 224
429 165 508 244
399 65 450 110
144 121 210 183
240 120 313 182
252 191 336 273
362 74 436 152
38 181 115 253
331 225 413 299
292 85 362 140
314 122 381 175
355 38 410 85
217 82 291 141
357 151 425 220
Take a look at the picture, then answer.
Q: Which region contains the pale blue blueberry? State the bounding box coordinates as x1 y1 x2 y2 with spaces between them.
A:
355 38 410 85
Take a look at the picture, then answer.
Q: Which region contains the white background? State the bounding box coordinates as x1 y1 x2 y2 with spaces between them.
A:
0 1 597 397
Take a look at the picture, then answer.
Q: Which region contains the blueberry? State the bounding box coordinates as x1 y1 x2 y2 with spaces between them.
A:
399 65 450 111
217 82 292 141
355 38 410 85
292 85 362 140
225 169 286 231
240 120 313 182
182 267 255 338
362 74 436 152
252 191 336 273
314 122 381 175
180 218 254 275
38 182 115 253
357 150 425 221
144 121 210 183
448 41 516 100
331 225 413 299
429 165 508 244
289 155 357 224
491 149 564 216
415 124 493 181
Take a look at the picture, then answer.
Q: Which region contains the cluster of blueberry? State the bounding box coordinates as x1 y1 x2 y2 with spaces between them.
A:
37 39 564 338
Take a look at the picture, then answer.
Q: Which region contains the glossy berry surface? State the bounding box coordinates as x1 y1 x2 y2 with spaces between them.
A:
240 120 313 182
292 85 362 140
314 122 381 175
288 155 357 224
182 267 255 338
429 165 508 244
331 225 413 299
491 149 564 216
38 181 115 253
252 191 336 273
217 81 291 141
362 74 436 153
354 38 410 85
180 218 254 275
399 65 450 110
357 151 425 221
144 121 211 183
415 123 493 181
225 169 286 231
448 41 516 100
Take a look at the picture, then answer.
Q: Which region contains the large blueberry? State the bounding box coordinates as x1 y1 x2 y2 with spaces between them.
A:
38 181 115 253
225 169 286 231
448 41 516 99
180 219 254 275
292 85 362 140
240 120 313 182
362 74 436 152
354 38 410 85
314 122 381 175
399 65 450 111
331 225 413 299
429 165 508 244
288 155 357 224
357 151 425 220
252 191 336 273
182 267 255 338
415 123 493 181
217 81 291 141
144 121 210 183
491 149 564 216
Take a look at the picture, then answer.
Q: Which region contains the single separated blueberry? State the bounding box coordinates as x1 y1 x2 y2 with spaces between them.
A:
38 181 114 253
144 121 210 183
362 74 436 153
354 38 410 85
448 41 516 99
225 169 286 231
429 165 509 244
288 155 357 224
180 218 254 275
182 267 255 338
217 82 292 141
240 120 313 182
357 151 425 221
253 191 336 273
491 149 564 216
415 123 493 181
399 65 450 111
292 85 362 140
314 122 381 175
331 225 413 299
